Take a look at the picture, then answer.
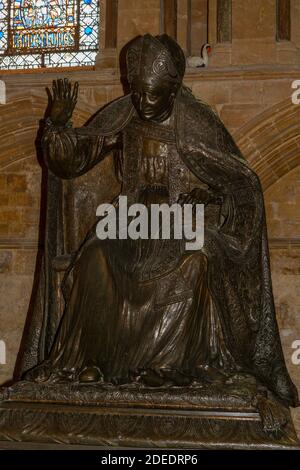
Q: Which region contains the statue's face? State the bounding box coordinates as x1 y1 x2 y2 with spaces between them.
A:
131 81 178 123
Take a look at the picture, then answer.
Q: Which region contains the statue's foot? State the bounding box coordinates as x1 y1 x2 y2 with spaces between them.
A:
78 366 103 383
193 365 227 383
24 361 52 383
139 369 168 387
161 368 192 386
52 368 76 382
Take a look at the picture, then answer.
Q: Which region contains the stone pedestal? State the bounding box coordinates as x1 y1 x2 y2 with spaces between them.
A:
0 379 299 449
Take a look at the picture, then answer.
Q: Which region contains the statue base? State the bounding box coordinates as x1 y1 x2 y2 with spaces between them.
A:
0 379 299 449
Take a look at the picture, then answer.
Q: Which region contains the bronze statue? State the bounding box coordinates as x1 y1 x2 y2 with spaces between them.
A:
0 34 298 448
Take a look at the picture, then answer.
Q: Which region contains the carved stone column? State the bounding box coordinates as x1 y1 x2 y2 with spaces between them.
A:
95 0 119 69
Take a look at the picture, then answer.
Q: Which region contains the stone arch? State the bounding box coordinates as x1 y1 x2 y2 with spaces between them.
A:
233 98 300 191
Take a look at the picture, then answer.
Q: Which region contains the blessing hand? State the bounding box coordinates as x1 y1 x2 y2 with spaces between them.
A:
46 78 79 126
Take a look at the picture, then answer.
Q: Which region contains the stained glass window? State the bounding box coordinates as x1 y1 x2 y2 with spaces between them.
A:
0 0 100 69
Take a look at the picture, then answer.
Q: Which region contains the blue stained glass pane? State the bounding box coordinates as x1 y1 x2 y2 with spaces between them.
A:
0 0 100 69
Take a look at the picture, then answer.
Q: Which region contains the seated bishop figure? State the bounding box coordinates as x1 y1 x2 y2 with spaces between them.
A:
21 34 298 418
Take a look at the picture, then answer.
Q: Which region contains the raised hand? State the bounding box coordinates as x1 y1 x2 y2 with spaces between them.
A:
46 78 79 126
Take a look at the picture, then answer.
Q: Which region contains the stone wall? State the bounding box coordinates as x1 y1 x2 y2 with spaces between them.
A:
0 0 300 438
263 166 300 434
